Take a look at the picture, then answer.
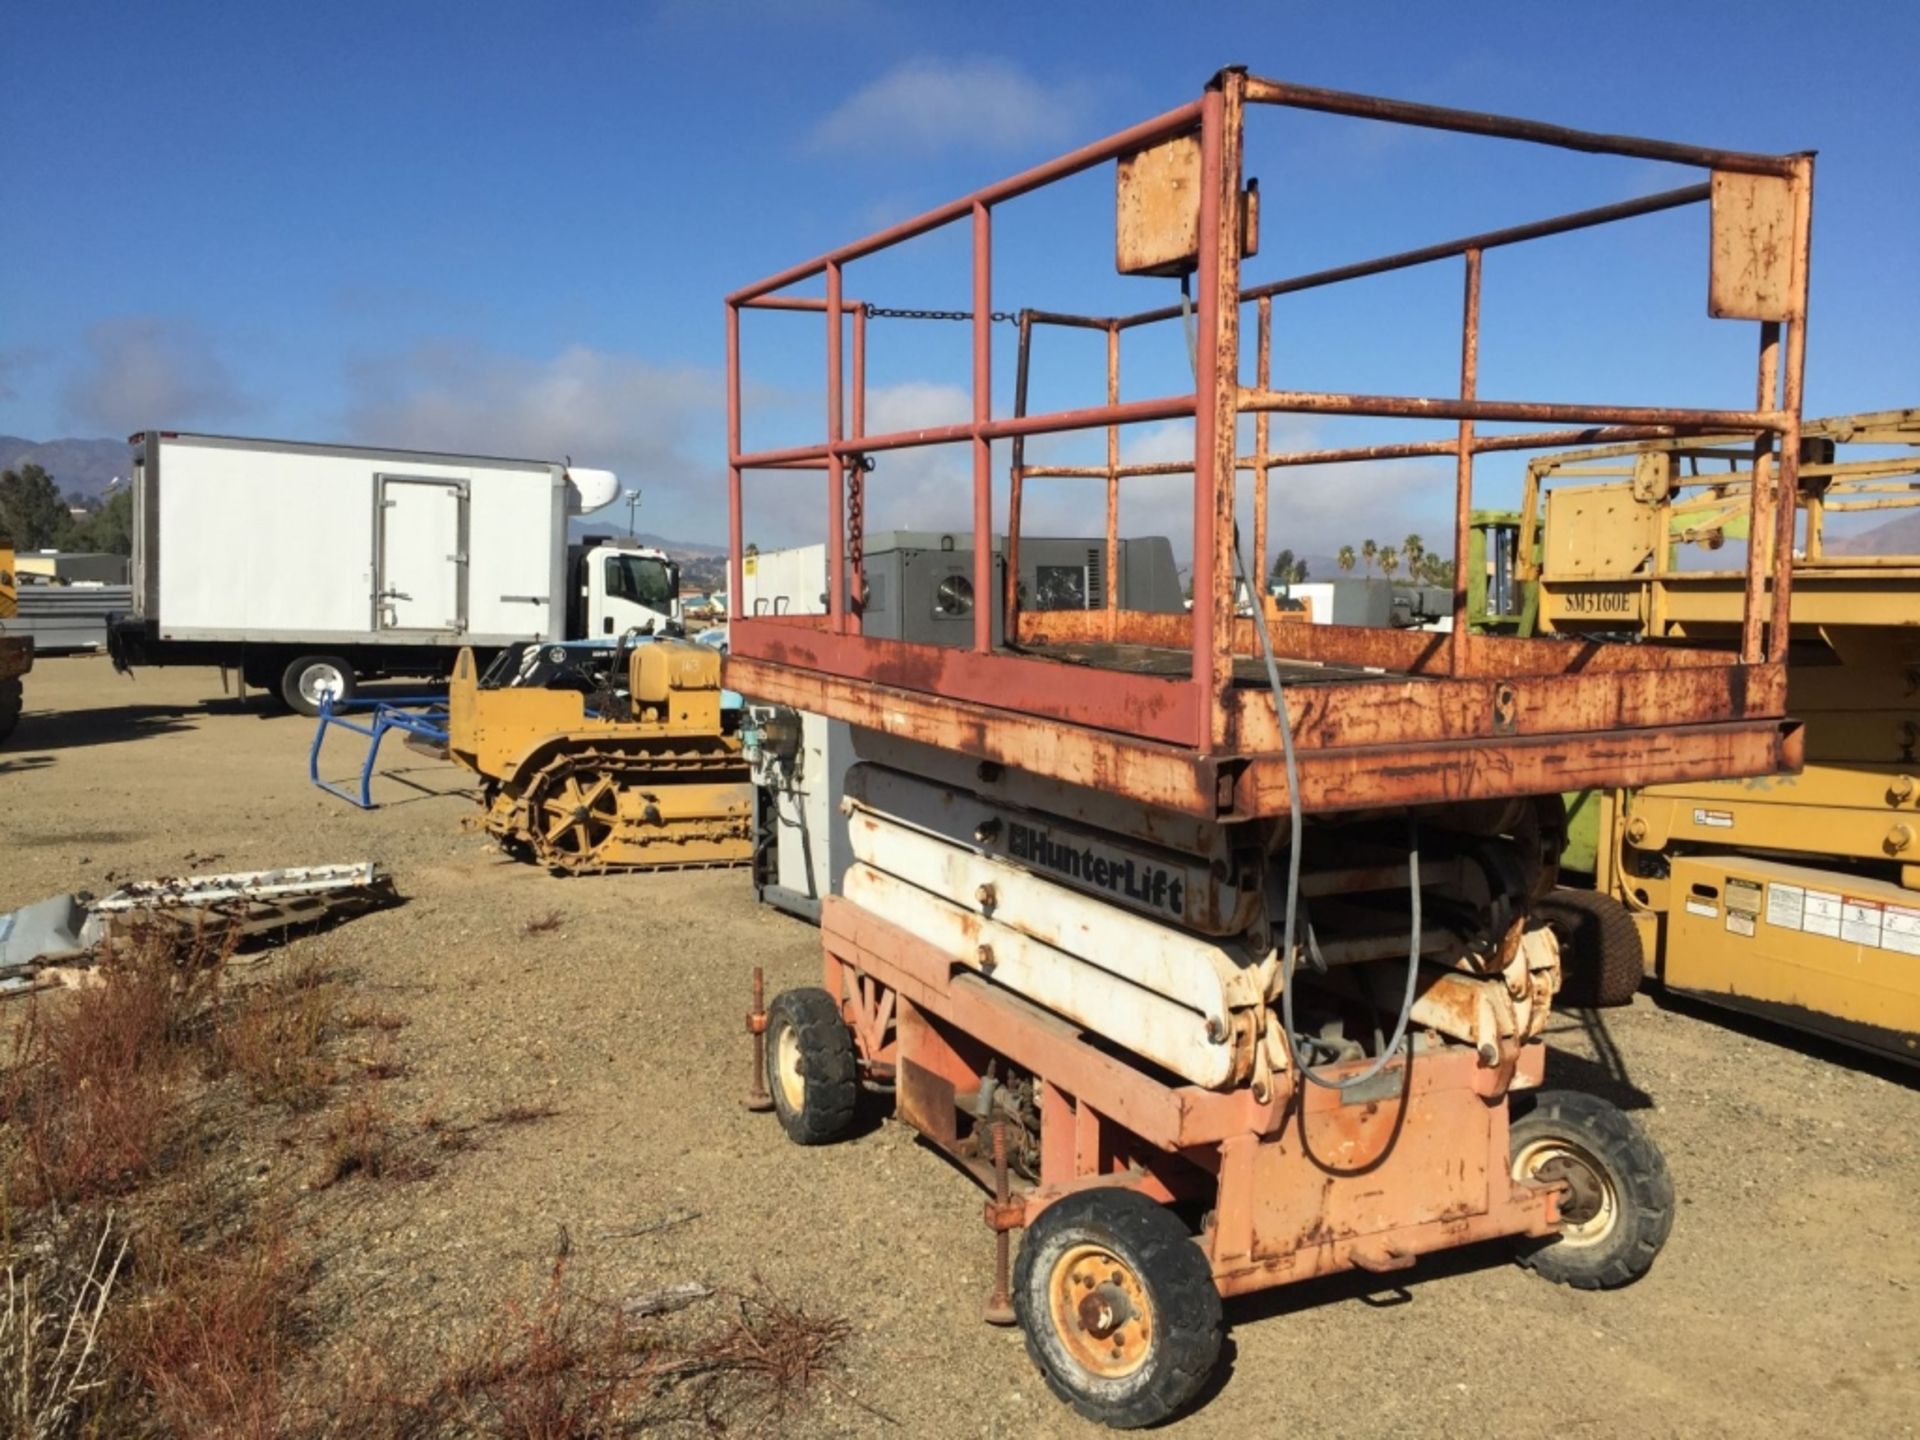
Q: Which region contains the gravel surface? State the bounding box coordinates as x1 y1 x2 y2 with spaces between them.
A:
5 655 1917 1437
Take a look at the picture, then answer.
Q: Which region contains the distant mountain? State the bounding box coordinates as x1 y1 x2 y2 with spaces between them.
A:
1825 511 1920 557
0 436 131 500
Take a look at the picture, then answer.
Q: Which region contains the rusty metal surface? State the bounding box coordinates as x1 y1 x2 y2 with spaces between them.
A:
725 67 1811 818
822 898 1562 1293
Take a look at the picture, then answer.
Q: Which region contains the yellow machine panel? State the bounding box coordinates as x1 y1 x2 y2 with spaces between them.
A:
1666 854 1920 1061
447 639 751 874
0 537 31 744
1487 409 1920 1060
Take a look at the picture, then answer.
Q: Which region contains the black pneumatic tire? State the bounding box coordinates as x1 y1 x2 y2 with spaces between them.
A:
280 655 356 717
1511 1089 1674 1290
0 677 20 745
1536 889 1645 1008
765 987 857 1146
1015 1189 1223 1430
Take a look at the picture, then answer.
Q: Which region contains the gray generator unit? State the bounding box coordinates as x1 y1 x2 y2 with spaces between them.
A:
742 532 1184 922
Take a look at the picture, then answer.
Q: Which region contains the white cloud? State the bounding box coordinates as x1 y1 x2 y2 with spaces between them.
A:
342 342 723 532
61 317 253 432
806 56 1090 156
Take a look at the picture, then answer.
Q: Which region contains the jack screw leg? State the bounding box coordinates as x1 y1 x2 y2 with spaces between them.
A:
983 1122 1019 1326
744 966 773 1112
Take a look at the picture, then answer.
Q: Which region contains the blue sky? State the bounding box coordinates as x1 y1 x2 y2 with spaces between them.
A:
4 0 1916 558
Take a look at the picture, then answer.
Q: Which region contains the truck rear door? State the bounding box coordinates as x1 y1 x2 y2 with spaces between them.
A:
377 475 467 632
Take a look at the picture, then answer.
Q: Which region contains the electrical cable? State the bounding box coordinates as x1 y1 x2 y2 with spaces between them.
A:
1233 534 1422 1090
1176 275 1423 1090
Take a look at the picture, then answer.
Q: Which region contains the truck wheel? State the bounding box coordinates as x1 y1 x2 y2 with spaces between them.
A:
0 677 20 745
1511 1089 1673 1290
280 655 356 716
765 988 856 1146
1015 1189 1222 1429
1536 889 1644 1007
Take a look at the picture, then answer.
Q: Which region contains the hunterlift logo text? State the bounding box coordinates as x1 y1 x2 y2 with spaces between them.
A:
1005 820 1185 917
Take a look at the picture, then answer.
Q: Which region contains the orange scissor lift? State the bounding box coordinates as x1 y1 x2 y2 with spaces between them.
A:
728 68 1810 1427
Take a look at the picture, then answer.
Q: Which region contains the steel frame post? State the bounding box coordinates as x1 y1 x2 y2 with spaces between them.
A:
726 302 743 620
827 261 847 636
1253 296 1271 599
1451 247 1482 671
972 201 994 654
1008 311 1031 631
1771 155 1815 663
1106 321 1121 635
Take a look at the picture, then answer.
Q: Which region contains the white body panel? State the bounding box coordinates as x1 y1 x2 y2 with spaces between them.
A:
138 434 569 646
847 807 1258 1030
842 864 1236 1089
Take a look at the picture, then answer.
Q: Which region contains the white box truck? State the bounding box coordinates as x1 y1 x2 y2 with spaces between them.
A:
108 431 684 712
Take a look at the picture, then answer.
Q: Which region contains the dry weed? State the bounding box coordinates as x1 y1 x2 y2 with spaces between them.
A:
0 926 228 1208
313 1079 434 1189
0 1211 129 1439
338 1259 850 1438
112 1215 310 1440
221 968 340 1110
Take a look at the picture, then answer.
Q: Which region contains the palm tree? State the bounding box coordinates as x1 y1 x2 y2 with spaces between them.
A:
1379 546 1400 580
1402 533 1424 576
1337 544 1356 575
1360 538 1378 577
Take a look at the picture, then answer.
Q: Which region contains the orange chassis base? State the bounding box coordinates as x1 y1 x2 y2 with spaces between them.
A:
822 897 1561 1299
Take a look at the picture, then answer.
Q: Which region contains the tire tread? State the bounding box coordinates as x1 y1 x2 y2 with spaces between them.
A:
1014 1189 1221 1429
1512 1089 1673 1290
766 987 856 1146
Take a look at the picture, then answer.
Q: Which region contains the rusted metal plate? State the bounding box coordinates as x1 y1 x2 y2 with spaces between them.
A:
731 617 1198 745
1234 717 1802 815
736 651 1798 820
1016 606 1771 679
730 654 1221 816
895 1056 959 1149
1710 170 1799 321
1228 659 1788 754
1116 134 1203 277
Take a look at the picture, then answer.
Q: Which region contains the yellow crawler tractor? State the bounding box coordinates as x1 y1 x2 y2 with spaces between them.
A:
446 635 752 874
0 536 31 746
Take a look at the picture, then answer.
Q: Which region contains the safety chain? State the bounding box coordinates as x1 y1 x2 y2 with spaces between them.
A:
862 304 1021 325
846 454 868 613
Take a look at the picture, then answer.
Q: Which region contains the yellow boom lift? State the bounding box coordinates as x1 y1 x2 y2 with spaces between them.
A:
446 635 752 874
0 536 30 746
1474 409 1920 1060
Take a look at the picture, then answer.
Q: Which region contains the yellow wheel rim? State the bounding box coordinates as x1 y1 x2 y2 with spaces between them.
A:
1047 1243 1154 1380
774 1024 806 1113
1515 1137 1619 1244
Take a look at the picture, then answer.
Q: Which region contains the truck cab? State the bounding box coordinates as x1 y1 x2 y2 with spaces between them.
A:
572 539 680 640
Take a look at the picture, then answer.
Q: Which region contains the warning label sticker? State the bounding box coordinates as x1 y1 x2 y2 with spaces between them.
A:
1693 808 1735 829
1766 883 1805 930
1766 881 1919 954
1842 899 1886 949
1727 911 1757 938
1886 905 1920 957
1804 890 1844 939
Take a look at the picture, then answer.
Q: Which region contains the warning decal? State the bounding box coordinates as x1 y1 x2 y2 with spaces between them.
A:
1765 880 1920 955
1766 883 1805 930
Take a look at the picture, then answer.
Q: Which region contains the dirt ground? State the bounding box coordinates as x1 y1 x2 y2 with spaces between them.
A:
6 654 1918 1437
